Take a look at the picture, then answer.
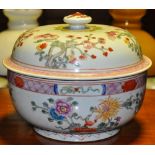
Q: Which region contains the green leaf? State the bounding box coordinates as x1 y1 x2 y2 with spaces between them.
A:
72 113 78 117
39 56 43 61
48 117 54 122
72 101 78 106
43 102 49 108
48 98 54 103
35 52 39 55
57 121 63 125
32 107 36 111
42 110 48 114
31 101 36 106
90 107 95 112
97 122 106 129
34 39 44 43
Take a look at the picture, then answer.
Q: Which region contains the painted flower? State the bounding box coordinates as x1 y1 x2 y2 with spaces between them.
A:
106 31 117 40
98 37 105 44
94 97 120 121
91 54 97 59
34 33 58 40
79 54 87 60
36 43 47 51
108 47 113 52
122 80 137 92
83 40 95 49
76 36 82 39
66 35 74 38
49 108 65 121
14 76 24 88
55 99 72 116
124 37 130 44
103 52 108 57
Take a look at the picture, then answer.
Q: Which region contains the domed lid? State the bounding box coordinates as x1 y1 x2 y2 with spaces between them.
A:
4 12 151 80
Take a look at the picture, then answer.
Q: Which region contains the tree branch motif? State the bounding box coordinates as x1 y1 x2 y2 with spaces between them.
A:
34 33 114 69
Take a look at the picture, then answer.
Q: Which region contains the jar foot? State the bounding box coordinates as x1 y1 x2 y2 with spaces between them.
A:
34 127 120 142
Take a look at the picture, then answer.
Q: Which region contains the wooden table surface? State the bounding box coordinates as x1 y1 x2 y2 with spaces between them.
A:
0 88 155 145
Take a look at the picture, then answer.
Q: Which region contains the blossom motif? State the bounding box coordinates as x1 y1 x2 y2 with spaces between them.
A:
49 108 65 121
94 97 120 121
55 99 72 116
83 40 95 49
66 35 74 38
14 76 24 88
34 33 59 40
106 31 117 40
122 80 137 92
15 29 39 48
124 37 130 44
98 37 105 44
79 54 87 60
91 54 97 59
36 43 47 51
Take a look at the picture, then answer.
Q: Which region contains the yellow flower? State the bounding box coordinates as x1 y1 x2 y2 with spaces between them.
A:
124 37 130 44
94 96 120 121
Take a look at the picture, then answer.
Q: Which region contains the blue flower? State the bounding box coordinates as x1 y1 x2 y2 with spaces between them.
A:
49 108 65 121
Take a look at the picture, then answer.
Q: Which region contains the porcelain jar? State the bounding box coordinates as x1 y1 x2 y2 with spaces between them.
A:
3 12 152 142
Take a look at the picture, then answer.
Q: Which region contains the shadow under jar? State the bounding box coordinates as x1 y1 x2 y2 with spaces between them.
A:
3 12 151 142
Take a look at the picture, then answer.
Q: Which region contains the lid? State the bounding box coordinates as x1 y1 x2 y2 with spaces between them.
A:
4 12 151 80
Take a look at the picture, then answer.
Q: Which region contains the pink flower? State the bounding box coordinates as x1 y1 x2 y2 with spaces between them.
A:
79 54 87 60
55 100 72 116
83 41 95 49
34 33 58 39
106 31 117 40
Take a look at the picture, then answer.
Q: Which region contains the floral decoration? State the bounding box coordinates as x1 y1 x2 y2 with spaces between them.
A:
31 92 144 133
9 71 146 96
122 80 137 92
14 29 39 49
106 29 142 58
13 26 142 69
93 97 120 121
14 76 24 88
34 33 114 69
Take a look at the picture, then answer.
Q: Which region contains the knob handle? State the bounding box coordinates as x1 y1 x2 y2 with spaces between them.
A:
63 12 92 30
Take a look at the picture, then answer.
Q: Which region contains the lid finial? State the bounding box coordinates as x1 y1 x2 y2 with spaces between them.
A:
63 12 92 30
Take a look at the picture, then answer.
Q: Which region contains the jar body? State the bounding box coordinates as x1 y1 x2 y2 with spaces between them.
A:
8 70 146 141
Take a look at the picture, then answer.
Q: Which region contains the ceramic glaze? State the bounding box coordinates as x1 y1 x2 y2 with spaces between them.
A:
3 12 152 142
6 12 147 76
8 70 146 141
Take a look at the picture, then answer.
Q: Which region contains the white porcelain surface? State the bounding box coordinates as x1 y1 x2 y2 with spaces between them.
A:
8 70 146 141
9 12 147 76
4 12 152 142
